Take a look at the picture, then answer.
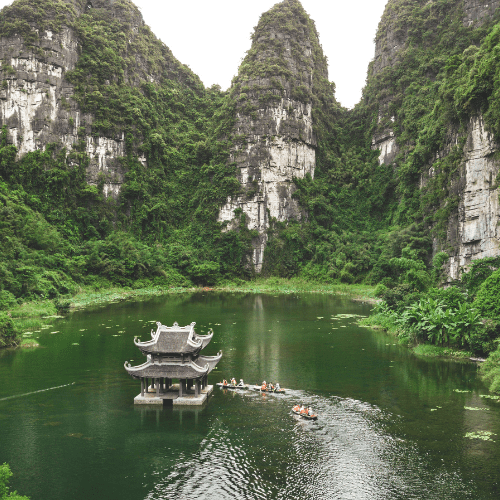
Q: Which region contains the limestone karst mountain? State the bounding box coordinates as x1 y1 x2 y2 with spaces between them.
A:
218 0 337 272
1 0 500 298
366 0 500 281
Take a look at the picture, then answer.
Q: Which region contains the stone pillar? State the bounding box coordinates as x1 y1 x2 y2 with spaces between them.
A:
156 378 160 397
195 379 201 397
179 379 184 397
141 378 145 397
145 378 149 393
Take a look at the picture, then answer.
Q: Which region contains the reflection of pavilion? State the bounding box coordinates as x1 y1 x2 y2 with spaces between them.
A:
124 321 222 406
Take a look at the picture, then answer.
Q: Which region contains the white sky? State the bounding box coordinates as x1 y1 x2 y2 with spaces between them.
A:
0 0 389 109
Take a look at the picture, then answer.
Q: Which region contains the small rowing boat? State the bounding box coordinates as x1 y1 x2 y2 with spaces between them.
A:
217 382 249 390
292 406 318 421
252 385 286 394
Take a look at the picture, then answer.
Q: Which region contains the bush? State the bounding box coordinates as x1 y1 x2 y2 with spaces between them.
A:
480 344 500 394
374 283 388 298
0 462 29 500
381 284 420 312
474 269 500 320
427 286 467 309
396 299 483 348
469 319 500 356
0 291 16 311
0 313 16 347
340 268 354 284
462 257 500 299
188 261 220 286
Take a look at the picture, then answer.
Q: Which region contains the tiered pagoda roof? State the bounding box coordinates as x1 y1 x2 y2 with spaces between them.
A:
133 321 213 355
124 321 221 380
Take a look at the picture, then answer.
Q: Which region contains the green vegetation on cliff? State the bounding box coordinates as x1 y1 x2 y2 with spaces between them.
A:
2 0 500 394
0 0 256 322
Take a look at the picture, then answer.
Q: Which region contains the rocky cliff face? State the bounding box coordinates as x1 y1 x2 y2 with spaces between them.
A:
371 0 500 167
445 117 500 279
0 0 130 197
218 0 329 272
369 0 500 276
0 0 200 200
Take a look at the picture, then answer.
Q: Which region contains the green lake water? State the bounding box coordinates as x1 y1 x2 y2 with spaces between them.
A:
0 292 499 499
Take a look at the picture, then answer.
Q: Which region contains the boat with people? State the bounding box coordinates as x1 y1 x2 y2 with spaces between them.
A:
252 381 286 394
216 378 249 390
292 404 318 421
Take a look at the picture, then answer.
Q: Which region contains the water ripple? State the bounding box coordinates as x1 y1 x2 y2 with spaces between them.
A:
144 393 478 500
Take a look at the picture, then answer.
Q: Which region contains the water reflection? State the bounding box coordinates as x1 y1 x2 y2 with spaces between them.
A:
144 392 479 500
0 293 498 499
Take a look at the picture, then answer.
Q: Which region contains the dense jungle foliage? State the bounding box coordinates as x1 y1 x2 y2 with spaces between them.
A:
1 0 500 389
0 0 256 315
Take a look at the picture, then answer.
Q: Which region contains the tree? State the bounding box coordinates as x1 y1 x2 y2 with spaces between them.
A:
0 463 29 500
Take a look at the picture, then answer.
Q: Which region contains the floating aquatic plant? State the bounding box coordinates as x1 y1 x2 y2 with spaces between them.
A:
454 389 471 393
464 406 490 411
465 431 496 441
480 394 500 400
332 314 365 319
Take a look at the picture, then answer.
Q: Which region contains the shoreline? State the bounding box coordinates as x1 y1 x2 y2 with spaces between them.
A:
2 279 377 349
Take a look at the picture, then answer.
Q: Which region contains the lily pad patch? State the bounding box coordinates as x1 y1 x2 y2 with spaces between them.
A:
465 431 496 441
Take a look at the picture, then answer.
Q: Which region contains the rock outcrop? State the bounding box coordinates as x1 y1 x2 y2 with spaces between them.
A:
369 0 500 276
0 1 127 197
370 0 500 167
446 117 500 279
218 0 330 272
0 0 198 199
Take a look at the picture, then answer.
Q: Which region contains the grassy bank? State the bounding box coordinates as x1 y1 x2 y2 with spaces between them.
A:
359 313 475 361
0 279 376 348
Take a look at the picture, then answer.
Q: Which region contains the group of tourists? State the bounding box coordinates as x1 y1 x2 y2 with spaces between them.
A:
292 404 315 417
222 378 245 387
260 380 281 391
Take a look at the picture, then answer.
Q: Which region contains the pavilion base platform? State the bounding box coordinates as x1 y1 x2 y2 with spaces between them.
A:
134 384 214 406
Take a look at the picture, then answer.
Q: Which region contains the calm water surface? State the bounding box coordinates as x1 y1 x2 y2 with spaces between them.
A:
0 293 499 499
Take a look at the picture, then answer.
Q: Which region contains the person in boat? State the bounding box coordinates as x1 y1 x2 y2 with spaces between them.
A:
307 408 314 416
293 404 301 413
275 382 281 391
237 379 245 387
231 377 237 386
300 405 307 415
261 381 267 391
223 379 228 386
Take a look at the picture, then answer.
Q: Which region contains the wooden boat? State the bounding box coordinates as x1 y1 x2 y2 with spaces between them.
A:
216 382 249 390
252 385 286 394
292 407 318 421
